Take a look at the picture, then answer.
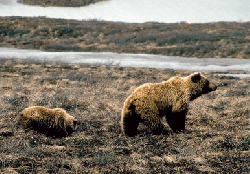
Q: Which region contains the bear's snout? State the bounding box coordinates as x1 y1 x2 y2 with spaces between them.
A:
209 82 217 91
203 82 217 94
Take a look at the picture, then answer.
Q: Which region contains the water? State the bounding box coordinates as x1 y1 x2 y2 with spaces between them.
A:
217 74 250 78
0 48 249 78
0 0 249 23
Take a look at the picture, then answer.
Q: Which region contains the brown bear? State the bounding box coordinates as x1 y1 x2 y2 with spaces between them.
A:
121 72 217 136
19 106 78 137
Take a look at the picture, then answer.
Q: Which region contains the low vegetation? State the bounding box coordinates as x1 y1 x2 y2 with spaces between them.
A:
0 58 250 173
0 16 250 58
18 0 107 7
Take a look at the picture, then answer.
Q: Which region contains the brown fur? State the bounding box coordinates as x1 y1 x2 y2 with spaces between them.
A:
121 72 217 136
19 106 78 137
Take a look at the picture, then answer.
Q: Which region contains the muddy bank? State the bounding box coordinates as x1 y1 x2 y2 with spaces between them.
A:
18 0 107 7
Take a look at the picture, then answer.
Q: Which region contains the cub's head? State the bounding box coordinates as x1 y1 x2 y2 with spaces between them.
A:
185 72 217 100
54 108 78 135
65 115 78 134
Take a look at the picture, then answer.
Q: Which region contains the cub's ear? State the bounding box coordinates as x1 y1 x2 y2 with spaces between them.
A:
190 72 201 83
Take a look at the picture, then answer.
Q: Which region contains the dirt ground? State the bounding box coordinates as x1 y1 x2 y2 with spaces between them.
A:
0 58 250 173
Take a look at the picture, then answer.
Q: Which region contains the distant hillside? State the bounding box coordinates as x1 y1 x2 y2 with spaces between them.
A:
18 0 107 7
0 16 250 58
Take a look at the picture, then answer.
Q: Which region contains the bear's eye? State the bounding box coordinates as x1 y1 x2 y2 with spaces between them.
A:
205 80 209 87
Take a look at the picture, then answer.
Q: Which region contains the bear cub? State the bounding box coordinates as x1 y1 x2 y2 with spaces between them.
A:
19 106 78 137
121 72 217 136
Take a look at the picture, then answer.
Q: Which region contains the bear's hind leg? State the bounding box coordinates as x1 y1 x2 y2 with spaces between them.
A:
121 114 140 137
121 104 140 137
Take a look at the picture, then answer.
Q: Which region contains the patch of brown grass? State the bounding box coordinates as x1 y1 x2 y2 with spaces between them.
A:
0 58 250 173
1 16 250 58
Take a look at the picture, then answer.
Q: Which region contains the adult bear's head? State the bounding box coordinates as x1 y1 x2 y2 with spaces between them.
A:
185 72 217 101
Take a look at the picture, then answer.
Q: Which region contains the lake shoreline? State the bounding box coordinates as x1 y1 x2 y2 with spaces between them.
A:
17 0 108 7
1 47 250 78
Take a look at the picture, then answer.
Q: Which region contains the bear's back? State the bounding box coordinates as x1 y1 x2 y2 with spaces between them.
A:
131 77 184 99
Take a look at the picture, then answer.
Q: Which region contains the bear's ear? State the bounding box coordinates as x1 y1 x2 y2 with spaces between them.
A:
190 72 201 83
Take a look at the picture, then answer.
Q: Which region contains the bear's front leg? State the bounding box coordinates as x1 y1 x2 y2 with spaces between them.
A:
167 111 187 132
167 102 188 132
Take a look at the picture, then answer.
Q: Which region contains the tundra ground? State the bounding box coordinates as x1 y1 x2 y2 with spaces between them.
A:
0 58 250 173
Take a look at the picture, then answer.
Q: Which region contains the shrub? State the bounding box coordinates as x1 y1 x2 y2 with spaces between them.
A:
238 136 250 150
133 35 156 43
216 136 250 151
44 44 82 51
93 150 115 166
0 29 31 37
217 137 237 150
103 29 121 36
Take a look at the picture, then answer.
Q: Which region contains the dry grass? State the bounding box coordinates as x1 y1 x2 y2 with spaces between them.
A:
0 58 250 173
1 16 250 58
